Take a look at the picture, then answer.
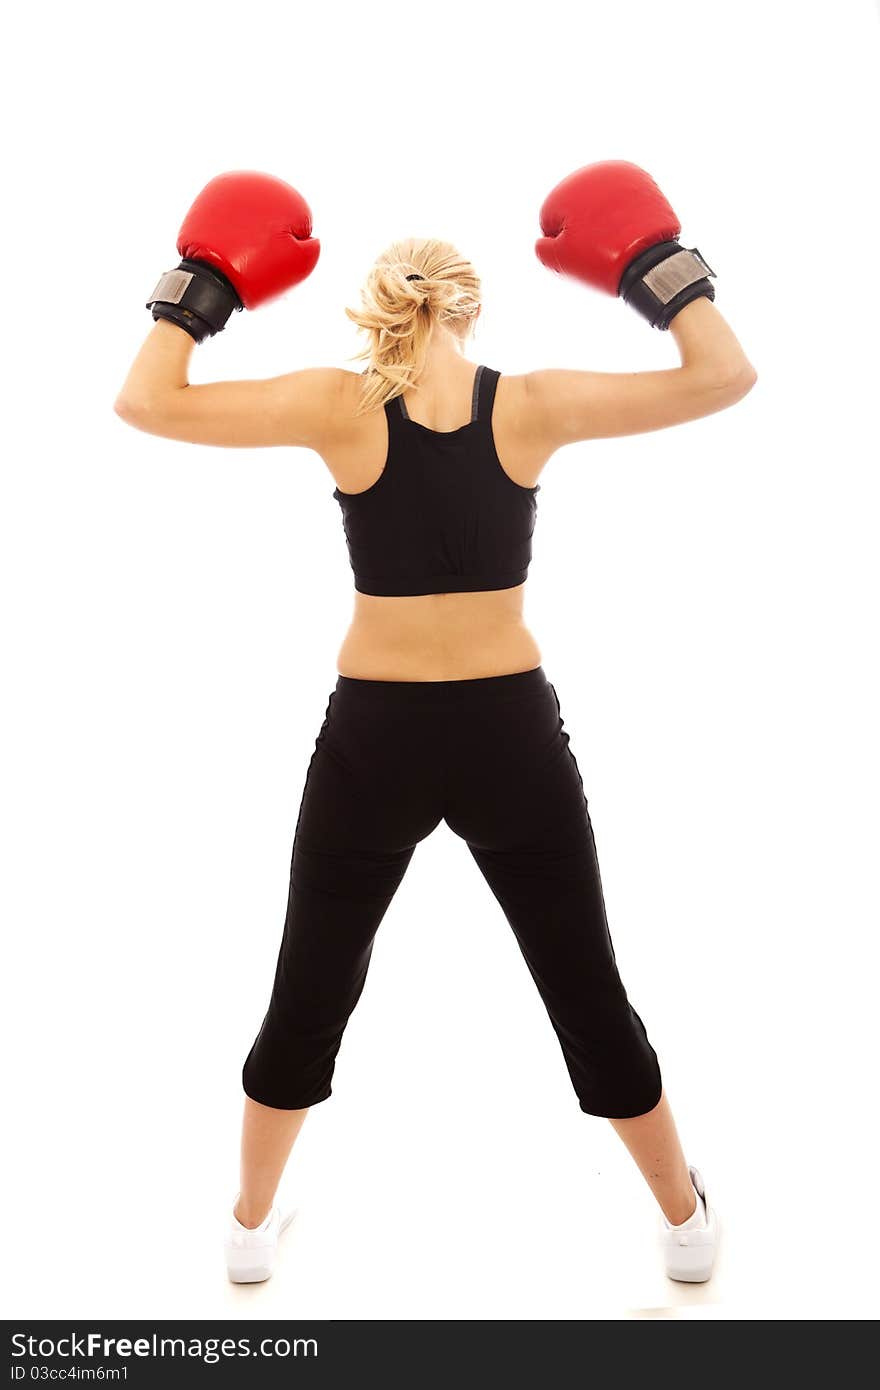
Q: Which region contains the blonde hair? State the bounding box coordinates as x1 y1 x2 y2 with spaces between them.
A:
345 238 481 415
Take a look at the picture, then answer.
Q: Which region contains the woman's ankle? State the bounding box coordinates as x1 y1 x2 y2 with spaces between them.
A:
233 1196 272 1230
662 1186 699 1227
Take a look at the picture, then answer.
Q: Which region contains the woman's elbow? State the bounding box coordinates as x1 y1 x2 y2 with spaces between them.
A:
731 359 758 392
708 362 758 408
114 392 159 431
734 362 758 394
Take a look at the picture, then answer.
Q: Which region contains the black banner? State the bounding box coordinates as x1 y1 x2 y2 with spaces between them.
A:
2 1317 846 1385
4 1319 629 1386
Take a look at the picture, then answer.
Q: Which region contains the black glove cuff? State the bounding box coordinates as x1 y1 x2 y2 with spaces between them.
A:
618 240 716 330
145 258 243 343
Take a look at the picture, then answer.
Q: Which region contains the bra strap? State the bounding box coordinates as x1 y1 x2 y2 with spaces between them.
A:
473 365 499 423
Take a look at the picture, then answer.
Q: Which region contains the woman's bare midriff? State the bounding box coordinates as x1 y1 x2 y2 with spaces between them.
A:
335 584 542 681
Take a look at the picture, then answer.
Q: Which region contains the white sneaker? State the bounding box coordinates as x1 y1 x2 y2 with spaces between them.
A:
659 1165 719 1284
224 1198 297 1284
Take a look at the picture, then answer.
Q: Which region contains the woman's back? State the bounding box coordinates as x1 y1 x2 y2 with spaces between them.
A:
327 354 546 682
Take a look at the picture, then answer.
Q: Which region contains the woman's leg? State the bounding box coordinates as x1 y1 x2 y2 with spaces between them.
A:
443 671 702 1230
234 1099 310 1228
236 678 443 1228
608 1089 698 1225
445 672 664 1122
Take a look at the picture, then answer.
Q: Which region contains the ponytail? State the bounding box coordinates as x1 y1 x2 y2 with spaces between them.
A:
345 238 481 415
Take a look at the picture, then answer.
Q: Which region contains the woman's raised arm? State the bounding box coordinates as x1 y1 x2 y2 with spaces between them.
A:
523 298 757 452
114 318 347 450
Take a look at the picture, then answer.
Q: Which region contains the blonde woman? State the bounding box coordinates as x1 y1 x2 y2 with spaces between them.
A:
116 165 756 1289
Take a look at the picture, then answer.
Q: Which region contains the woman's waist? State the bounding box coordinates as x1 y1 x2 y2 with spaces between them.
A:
335 599 541 681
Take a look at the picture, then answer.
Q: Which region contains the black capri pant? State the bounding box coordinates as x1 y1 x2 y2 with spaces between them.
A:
243 665 662 1119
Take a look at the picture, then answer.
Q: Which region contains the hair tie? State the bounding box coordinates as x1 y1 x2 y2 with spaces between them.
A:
405 273 425 282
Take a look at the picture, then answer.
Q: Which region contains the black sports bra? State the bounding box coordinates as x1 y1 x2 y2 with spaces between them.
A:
332 365 540 597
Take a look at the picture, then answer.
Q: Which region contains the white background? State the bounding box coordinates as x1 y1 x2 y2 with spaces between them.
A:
3 0 878 1322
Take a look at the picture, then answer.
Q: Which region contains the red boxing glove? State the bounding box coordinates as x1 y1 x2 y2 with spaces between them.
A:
147 170 320 342
536 160 714 329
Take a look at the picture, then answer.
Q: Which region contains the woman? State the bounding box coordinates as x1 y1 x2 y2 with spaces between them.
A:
116 213 756 1289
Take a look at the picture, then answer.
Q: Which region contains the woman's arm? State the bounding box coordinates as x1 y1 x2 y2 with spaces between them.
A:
523 298 758 451
113 319 346 449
